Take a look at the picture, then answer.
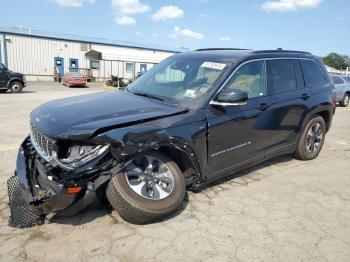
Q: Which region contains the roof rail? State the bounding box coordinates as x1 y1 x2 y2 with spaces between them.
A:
196 48 252 51
253 49 311 55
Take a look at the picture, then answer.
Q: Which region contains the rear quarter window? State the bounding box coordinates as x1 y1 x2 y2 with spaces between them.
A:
300 59 327 87
331 76 345 85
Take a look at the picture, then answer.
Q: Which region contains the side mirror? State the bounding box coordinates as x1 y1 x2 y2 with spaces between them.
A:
210 89 248 106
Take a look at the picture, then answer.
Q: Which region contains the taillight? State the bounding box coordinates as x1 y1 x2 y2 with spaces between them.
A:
331 84 337 108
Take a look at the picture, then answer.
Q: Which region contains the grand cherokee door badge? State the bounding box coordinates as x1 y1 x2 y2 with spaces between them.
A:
211 141 252 158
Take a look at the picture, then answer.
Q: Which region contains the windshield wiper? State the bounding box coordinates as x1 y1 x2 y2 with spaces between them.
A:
131 91 165 102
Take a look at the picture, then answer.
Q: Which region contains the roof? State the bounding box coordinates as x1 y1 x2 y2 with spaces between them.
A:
195 48 312 56
186 48 315 62
0 26 185 53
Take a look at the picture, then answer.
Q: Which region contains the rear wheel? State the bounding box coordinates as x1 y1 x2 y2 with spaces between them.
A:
106 152 186 224
10 82 23 93
295 116 326 160
340 94 349 107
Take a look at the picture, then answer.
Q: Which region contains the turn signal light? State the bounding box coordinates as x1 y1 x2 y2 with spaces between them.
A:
67 187 82 194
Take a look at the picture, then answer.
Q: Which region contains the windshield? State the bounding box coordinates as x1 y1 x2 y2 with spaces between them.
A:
0 63 6 70
67 72 82 77
127 55 229 106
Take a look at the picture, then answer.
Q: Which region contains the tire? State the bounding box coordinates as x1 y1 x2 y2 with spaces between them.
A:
295 115 326 160
9 82 23 93
106 152 186 224
0 89 7 93
340 93 349 107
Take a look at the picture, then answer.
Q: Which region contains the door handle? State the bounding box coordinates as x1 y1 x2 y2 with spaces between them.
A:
301 93 310 100
257 103 271 111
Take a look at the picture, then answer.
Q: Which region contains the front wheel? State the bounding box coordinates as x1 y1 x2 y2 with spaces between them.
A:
340 94 349 107
106 152 186 224
10 82 23 93
295 116 326 160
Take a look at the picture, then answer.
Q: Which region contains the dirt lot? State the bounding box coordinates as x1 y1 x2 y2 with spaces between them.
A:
0 82 350 262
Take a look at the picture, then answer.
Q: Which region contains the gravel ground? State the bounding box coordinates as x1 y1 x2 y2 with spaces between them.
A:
0 82 349 262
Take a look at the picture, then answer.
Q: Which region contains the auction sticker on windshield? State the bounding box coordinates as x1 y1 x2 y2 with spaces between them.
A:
201 62 227 70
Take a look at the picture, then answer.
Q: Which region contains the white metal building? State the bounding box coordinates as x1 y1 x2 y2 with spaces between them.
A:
0 26 183 81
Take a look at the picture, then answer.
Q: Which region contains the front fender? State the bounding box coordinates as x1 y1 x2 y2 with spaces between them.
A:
7 77 25 88
91 110 208 180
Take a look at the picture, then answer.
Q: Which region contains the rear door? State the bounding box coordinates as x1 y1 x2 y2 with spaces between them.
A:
207 60 274 177
331 75 346 101
265 58 309 151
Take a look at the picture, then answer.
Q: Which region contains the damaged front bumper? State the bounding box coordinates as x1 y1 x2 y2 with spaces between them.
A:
8 137 116 228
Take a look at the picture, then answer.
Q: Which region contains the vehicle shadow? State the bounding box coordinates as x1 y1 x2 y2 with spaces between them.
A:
51 155 294 226
51 193 189 226
1 91 36 94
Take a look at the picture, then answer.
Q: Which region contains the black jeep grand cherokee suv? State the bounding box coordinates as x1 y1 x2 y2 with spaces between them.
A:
8 49 335 227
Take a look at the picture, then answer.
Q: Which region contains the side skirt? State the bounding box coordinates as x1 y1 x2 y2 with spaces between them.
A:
191 143 296 190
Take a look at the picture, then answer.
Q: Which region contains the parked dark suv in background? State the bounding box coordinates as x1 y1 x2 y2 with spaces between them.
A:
8 49 335 228
0 63 26 93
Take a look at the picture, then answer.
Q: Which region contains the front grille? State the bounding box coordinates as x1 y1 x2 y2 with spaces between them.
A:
30 123 55 161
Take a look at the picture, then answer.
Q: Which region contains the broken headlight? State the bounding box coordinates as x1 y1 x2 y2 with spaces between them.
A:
52 144 110 170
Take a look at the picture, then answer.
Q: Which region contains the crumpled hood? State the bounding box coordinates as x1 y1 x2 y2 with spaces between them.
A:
30 90 185 140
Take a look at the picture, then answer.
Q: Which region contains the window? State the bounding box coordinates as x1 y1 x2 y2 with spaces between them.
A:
331 76 344 85
90 60 100 70
0 63 6 70
342 76 350 83
80 43 88 51
269 59 297 94
126 63 134 73
222 61 267 99
128 56 228 104
155 64 185 83
300 59 327 86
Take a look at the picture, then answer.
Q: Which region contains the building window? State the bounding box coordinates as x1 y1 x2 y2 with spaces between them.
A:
90 60 100 70
81 43 89 51
126 63 134 73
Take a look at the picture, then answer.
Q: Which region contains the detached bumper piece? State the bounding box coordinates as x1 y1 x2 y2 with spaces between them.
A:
7 176 45 228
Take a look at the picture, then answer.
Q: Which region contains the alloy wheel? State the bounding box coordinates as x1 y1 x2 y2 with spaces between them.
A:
305 122 323 154
11 83 22 92
125 155 175 200
344 95 349 107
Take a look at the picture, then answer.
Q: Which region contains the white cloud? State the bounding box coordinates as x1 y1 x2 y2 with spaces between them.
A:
169 26 204 40
112 0 150 26
114 16 136 25
53 0 94 7
262 0 322 12
220 36 231 41
152 5 184 21
111 0 150 14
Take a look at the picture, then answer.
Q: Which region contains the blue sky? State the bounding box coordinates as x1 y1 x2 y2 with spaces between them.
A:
0 0 349 56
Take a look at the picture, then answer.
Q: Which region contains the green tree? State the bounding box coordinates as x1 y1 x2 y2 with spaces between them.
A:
323 53 349 70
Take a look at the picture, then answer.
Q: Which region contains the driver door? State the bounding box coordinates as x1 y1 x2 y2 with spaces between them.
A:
0 63 8 88
206 60 274 177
